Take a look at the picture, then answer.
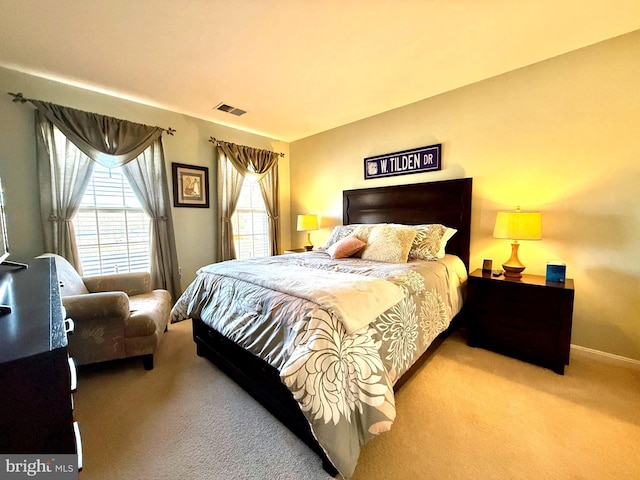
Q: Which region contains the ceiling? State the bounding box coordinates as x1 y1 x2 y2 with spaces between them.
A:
2 1 640 142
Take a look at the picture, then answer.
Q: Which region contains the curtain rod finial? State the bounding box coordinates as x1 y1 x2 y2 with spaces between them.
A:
165 127 176 136
8 92 28 103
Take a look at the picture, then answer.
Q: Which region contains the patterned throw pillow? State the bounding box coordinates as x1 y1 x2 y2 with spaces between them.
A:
408 224 456 260
360 225 417 263
322 225 357 249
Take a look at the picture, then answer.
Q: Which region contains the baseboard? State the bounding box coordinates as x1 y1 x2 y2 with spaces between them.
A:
571 344 640 370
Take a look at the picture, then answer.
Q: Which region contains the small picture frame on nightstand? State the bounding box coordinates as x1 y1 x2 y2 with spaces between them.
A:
482 259 493 273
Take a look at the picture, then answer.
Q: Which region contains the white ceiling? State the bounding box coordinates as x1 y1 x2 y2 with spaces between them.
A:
1 1 640 142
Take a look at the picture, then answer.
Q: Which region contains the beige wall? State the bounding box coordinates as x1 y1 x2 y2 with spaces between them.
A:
290 31 640 361
0 66 291 292
1 30 638 361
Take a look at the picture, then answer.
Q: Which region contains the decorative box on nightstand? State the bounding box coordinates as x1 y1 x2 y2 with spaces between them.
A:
466 269 575 374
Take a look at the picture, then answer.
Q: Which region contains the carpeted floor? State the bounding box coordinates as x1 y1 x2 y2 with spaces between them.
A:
75 319 640 480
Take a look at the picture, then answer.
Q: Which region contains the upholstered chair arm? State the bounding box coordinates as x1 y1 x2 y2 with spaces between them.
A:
62 291 131 323
83 272 152 296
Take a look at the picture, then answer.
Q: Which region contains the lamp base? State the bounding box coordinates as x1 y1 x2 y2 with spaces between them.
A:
502 265 525 278
502 242 526 278
304 231 313 251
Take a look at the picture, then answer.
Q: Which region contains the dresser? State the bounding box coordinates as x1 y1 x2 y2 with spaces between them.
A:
466 269 575 374
0 258 81 465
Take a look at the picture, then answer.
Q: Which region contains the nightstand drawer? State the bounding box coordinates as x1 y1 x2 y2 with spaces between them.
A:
474 312 556 354
471 283 565 326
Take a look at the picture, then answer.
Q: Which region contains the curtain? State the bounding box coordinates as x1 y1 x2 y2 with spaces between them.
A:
30 100 162 168
123 141 181 301
33 101 180 298
216 149 245 261
258 164 280 256
35 111 95 273
216 140 280 261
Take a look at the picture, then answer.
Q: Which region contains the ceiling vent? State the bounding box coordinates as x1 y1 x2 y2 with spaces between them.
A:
214 103 247 116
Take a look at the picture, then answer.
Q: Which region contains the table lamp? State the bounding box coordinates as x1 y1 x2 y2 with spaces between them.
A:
297 214 319 251
493 207 541 278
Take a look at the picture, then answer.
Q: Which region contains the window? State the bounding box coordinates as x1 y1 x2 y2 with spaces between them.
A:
73 162 150 275
231 177 269 259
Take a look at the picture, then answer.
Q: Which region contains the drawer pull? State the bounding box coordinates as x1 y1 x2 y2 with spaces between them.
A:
73 421 83 471
68 357 78 392
65 318 75 334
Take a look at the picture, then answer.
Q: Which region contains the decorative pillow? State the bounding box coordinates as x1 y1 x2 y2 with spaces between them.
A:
350 225 380 257
351 225 377 242
437 227 457 258
360 225 416 263
322 225 358 249
326 235 366 259
408 224 456 260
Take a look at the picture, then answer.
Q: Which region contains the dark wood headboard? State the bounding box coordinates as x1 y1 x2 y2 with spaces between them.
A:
343 178 473 270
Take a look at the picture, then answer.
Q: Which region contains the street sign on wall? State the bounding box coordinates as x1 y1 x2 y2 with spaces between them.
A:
364 144 441 180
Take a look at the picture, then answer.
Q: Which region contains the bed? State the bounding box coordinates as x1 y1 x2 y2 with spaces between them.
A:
171 177 472 478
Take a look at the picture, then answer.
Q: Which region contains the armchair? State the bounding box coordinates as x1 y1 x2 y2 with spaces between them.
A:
42 254 171 370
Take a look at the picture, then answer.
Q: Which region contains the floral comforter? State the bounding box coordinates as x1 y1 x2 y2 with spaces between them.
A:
170 251 467 478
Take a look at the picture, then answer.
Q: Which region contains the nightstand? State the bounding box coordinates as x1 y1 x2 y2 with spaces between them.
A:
466 269 575 374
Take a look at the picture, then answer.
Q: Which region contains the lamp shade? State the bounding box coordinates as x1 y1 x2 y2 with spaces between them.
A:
296 214 319 232
493 208 541 240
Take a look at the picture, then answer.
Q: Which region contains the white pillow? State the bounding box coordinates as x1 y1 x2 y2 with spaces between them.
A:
437 227 457 258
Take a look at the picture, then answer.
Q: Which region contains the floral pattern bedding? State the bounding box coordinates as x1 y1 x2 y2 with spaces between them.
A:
170 251 466 478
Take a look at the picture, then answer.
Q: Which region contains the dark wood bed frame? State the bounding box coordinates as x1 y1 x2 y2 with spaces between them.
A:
192 177 473 477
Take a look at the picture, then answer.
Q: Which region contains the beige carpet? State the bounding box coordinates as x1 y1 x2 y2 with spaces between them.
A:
75 319 640 480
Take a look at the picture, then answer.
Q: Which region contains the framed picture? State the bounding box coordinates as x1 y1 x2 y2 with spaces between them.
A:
172 163 209 208
482 259 493 273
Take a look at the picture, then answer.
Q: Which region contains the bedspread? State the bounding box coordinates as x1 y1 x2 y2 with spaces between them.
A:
171 251 466 477
198 259 404 334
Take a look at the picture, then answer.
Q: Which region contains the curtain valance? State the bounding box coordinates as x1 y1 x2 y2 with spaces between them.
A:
216 140 280 180
30 100 163 168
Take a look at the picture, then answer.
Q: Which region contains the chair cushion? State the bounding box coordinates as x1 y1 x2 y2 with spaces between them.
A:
125 290 172 338
83 272 151 295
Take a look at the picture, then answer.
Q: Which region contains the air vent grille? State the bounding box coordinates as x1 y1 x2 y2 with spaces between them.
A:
214 103 247 116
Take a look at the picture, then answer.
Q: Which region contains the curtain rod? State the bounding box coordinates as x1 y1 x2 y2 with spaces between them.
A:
209 136 284 157
7 92 176 135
